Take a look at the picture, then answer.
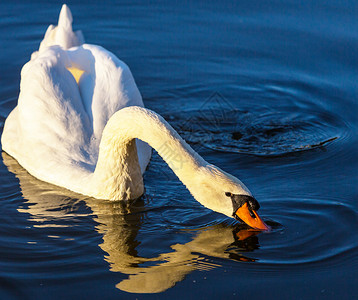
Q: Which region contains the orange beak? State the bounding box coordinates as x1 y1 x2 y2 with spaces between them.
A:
235 203 270 231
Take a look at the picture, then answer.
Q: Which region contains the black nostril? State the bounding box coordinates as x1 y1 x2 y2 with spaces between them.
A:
248 208 256 218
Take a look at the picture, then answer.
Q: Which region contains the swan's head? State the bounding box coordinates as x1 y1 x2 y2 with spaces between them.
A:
191 165 270 231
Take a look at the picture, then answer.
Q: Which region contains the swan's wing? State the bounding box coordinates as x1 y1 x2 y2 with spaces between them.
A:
3 44 150 182
2 46 93 189
67 44 151 172
66 45 143 140
33 4 151 173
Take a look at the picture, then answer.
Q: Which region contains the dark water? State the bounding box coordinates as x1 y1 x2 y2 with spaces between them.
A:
1 0 358 299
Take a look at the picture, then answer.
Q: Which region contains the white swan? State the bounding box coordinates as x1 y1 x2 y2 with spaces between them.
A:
1 4 269 230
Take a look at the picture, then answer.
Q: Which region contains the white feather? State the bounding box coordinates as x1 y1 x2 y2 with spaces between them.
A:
2 5 252 219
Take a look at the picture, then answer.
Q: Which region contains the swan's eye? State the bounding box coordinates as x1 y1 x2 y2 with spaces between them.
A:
225 192 232 197
248 197 260 211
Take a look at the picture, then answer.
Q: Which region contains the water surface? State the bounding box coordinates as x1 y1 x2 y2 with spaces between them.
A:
0 0 357 299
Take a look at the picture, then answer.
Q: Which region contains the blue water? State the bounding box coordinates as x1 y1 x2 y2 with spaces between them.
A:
1 0 358 299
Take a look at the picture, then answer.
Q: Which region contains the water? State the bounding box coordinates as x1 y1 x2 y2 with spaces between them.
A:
0 0 357 299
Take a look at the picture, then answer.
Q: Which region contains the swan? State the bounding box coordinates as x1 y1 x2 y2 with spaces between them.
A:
1 4 269 230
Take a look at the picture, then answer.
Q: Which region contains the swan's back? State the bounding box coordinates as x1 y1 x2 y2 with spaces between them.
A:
2 5 151 193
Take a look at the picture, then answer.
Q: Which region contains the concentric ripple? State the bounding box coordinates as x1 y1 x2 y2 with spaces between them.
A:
247 198 358 266
169 102 347 157
135 196 358 268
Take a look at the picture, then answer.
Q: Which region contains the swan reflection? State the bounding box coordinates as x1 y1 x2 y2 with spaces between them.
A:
3 152 261 293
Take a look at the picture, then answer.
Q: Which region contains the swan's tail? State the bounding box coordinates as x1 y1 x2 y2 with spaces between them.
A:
36 4 84 54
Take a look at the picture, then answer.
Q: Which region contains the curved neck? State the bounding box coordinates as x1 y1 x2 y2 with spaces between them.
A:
92 106 208 200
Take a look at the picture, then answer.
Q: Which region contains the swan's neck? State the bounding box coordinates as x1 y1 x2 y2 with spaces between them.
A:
92 106 207 200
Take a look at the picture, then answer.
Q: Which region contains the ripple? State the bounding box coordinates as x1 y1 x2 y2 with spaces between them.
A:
1 151 357 293
251 198 358 266
161 206 221 229
168 98 348 157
